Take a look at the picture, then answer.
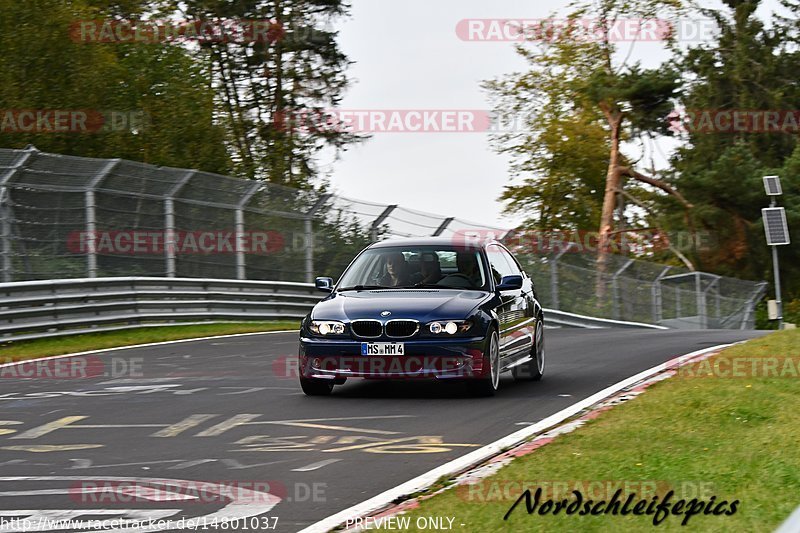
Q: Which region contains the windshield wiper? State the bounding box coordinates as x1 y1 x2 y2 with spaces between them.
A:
338 285 385 291
400 283 442 289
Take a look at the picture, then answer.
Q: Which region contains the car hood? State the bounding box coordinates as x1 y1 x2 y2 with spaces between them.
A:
312 289 491 322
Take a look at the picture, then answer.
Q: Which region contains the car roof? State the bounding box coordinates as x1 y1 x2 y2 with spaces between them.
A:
368 237 502 250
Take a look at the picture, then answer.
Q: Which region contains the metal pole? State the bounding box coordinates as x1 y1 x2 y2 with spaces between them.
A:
695 272 706 329
0 200 11 283
303 194 332 284
304 217 314 283
164 170 195 278
0 148 37 282
85 159 120 278
611 259 634 320
768 197 784 330
549 242 576 310
235 182 261 280
432 217 454 237
164 198 175 277
235 208 246 279
85 189 97 278
370 205 397 243
741 282 768 330
772 245 783 330
652 266 671 324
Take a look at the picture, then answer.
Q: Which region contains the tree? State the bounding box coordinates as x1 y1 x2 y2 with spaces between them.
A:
0 0 231 172
667 0 800 297
163 0 363 189
487 0 691 299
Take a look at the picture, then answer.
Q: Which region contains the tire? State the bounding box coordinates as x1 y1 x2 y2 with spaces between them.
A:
513 317 545 382
467 330 500 397
300 377 334 396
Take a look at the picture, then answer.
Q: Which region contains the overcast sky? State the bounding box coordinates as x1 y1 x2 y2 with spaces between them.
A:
321 0 783 231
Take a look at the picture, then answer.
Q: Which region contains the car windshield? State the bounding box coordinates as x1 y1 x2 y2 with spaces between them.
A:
338 246 488 290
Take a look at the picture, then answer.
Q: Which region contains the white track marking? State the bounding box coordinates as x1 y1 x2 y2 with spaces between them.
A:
300 343 737 533
292 459 342 472
0 330 298 371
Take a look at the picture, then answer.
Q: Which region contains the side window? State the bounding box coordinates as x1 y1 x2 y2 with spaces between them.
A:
487 245 514 283
500 248 523 276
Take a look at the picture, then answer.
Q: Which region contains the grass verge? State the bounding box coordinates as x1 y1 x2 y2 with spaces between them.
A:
0 321 299 364
401 330 800 532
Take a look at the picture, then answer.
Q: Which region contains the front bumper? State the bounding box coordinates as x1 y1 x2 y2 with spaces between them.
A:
299 335 487 380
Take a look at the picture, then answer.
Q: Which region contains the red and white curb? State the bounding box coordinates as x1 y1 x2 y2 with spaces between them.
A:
301 343 738 533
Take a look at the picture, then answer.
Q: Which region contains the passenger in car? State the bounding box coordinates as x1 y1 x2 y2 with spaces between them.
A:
411 252 442 285
379 252 411 287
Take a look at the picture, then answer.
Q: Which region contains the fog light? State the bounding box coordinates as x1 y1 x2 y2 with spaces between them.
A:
444 321 458 334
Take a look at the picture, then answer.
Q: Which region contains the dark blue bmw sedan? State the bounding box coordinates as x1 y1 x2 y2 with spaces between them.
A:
298 237 545 396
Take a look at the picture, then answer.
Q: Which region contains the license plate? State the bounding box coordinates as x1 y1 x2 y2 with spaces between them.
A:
361 343 405 356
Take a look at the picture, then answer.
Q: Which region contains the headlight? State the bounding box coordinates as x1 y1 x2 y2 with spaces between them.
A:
427 320 472 335
309 320 346 336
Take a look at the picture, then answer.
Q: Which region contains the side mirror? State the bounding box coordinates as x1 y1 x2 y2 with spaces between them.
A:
315 277 334 293
496 275 523 291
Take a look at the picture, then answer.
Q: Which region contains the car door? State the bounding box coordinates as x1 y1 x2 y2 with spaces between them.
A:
500 247 537 360
486 244 532 360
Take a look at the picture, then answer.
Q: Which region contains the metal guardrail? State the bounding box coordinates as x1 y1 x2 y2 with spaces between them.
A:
542 309 666 330
0 277 666 342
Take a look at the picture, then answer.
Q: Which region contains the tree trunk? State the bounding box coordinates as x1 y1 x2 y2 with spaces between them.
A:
596 110 623 302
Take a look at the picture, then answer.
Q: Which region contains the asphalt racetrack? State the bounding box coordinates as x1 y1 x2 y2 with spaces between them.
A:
0 328 766 532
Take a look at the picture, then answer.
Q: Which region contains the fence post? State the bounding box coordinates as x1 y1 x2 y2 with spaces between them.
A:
432 217 454 237
235 182 261 280
695 272 707 329
0 199 11 283
164 170 195 278
370 205 397 242
550 243 576 310
85 159 120 278
651 266 672 324
741 282 768 329
0 148 36 282
305 194 332 283
611 259 634 320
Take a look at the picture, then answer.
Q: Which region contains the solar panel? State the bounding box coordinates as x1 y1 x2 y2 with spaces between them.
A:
763 208 790 245
763 175 782 196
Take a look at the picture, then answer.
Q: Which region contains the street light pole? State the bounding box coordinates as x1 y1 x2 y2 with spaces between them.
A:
769 196 784 330
762 176 790 330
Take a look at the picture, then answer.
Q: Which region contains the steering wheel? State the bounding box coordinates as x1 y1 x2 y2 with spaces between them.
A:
436 273 473 287
442 273 472 281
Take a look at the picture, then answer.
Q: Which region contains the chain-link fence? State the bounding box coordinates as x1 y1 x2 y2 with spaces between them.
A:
0 146 766 329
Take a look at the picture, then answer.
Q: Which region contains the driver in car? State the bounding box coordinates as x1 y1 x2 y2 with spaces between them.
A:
456 251 483 287
379 252 411 287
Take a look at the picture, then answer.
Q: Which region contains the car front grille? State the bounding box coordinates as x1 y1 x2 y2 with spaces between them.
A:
385 320 419 338
351 320 383 338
